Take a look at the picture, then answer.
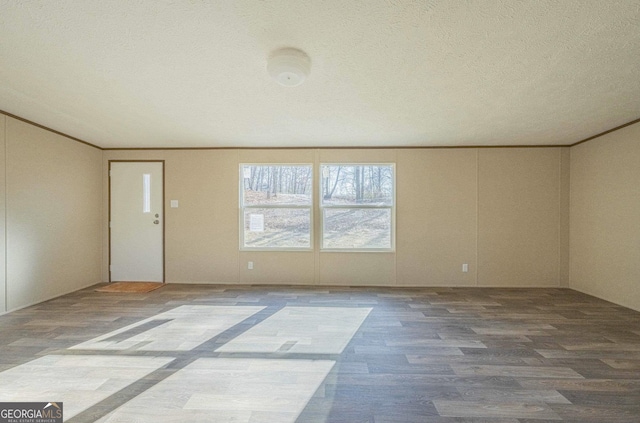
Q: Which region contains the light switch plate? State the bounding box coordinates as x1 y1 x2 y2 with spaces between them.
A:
170 200 179 208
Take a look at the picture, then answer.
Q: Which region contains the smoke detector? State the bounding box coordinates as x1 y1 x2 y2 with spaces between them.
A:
267 48 311 87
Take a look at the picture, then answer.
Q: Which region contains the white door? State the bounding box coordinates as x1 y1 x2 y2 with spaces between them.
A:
110 162 164 282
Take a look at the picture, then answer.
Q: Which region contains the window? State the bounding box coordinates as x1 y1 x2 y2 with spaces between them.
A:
142 173 151 213
320 164 394 250
240 164 312 250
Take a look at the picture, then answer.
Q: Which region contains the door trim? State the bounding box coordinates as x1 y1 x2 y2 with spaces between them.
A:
108 160 166 283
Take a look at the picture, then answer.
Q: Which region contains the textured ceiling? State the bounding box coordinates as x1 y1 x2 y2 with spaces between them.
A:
1 0 639 148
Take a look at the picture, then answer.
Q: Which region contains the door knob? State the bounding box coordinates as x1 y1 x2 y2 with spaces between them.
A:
153 220 160 224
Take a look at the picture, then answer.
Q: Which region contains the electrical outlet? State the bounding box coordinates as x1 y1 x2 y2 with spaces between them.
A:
248 261 253 270
462 263 469 273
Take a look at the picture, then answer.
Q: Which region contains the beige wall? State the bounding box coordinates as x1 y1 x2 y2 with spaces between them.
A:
477 148 566 287
4 117 102 311
396 149 477 286
3 110 639 312
103 147 569 287
570 122 640 311
559 147 571 287
0 115 6 312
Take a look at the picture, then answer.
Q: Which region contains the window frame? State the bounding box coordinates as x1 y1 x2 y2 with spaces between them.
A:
319 163 396 252
239 163 314 252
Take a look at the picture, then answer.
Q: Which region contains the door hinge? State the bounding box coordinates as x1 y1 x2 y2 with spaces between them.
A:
109 265 113 272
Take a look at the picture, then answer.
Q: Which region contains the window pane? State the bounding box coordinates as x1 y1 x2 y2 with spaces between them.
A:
244 208 311 248
321 165 393 206
322 208 391 249
142 174 151 213
242 165 312 206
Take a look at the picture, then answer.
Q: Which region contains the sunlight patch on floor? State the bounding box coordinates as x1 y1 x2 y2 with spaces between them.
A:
0 355 173 420
70 305 264 351
216 306 372 354
97 358 335 423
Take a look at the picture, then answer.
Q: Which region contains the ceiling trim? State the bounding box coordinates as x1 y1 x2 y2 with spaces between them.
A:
2 110 638 151
102 145 569 151
0 109 102 150
570 116 640 148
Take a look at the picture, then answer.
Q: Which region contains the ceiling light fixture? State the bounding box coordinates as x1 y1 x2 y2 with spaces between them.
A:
267 48 311 87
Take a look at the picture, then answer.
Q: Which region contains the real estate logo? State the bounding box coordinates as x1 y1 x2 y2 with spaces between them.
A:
0 402 63 423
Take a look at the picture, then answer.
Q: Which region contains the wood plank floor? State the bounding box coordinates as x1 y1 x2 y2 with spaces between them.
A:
1 285 639 422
